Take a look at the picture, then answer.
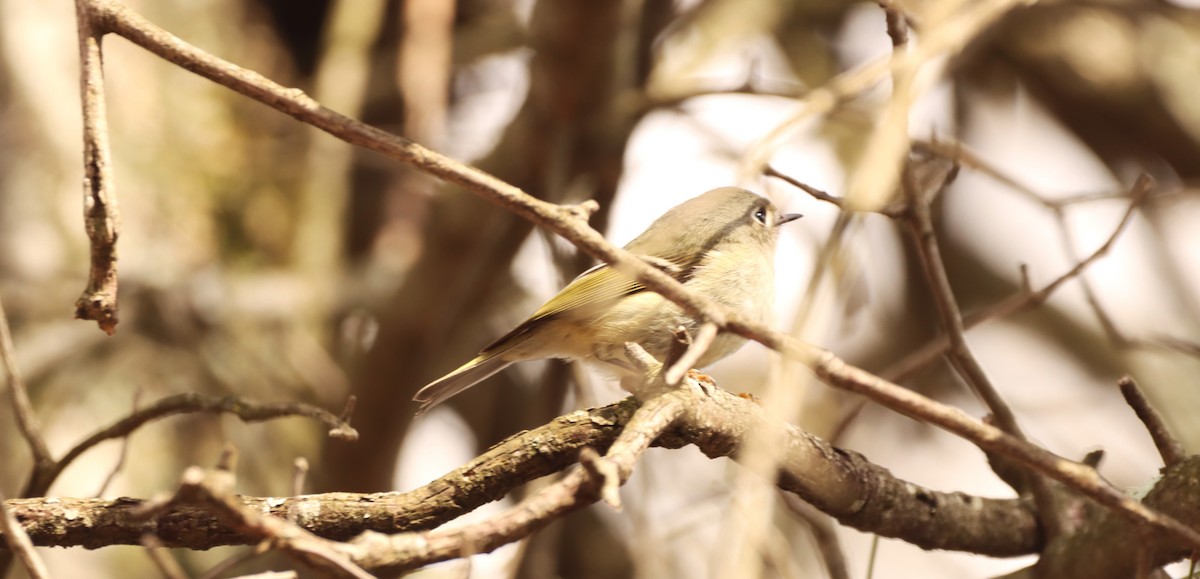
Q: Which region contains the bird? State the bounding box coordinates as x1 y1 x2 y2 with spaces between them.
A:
413 186 800 413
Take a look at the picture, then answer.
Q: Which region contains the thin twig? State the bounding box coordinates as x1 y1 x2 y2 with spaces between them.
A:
579 447 622 510
1041 180 1200 360
782 494 850 579
764 166 848 210
878 174 1154 385
1119 376 1186 467
920 139 1149 211
23 393 357 497
0 295 53 472
199 548 264 579
74 0 122 334
880 0 910 47
173 467 374 579
899 151 1026 440
96 387 142 497
664 322 718 385
0 489 49 579
349 391 687 573
844 0 917 212
740 0 1037 182
898 151 1071 534
292 457 310 498
141 534 188 579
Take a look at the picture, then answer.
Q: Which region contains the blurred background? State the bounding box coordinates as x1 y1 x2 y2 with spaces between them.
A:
2 0 1200 577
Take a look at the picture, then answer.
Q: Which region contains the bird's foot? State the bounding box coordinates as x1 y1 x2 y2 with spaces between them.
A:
686 368 718 397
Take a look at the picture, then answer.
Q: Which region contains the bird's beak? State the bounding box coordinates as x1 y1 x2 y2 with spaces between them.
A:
777 213 803 226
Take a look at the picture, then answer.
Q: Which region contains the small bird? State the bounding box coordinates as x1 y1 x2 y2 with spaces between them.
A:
413 187 801 413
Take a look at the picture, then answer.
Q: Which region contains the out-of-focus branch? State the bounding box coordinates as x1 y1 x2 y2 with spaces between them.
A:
94 388 140 498
879 167 1155 384
664 322 717 385
740 0 1037 186
0 489 49 579
139 535 187 579
918 140 1200 360
0 295 53 473
782 494 849 579
73 0 122 334
21 393 357 498
1119 376 1186 467
159 466 374 579
791 151 1157 443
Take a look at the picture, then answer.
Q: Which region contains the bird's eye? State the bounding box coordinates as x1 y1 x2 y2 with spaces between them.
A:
753 206 768 224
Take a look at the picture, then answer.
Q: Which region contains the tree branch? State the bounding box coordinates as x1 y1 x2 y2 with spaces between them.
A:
3 385 1041 559
160 466 374 579
21 393 357 498
1119 376 1186 468
73 0 122 334
0 489 48 579
0 294 53 475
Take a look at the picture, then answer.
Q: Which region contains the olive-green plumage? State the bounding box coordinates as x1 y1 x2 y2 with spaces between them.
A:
413 187 800 413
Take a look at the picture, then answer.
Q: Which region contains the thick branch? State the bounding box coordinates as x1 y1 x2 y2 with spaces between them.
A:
3 388 1039 558
349 389 688 572
5 402 636 548
9 382 1198 574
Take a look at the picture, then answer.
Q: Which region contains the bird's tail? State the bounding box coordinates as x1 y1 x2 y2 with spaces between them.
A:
413 354 512 414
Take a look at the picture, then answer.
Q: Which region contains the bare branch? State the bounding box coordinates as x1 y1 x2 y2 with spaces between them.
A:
782 494 850 579
74 0 122 334
740 0 1037 182
879 0 910 47
0 489 49 579
354 392 686 573
1119 376 1186 467
3 388 1043 557
292 458 310 499
95 387 141 497
140 534 187 579
898 151 1028 440
168 467 373 579
579 447 622 510
879 174 1154 384
664 322 718 385
23 393 357 498
765 166 848 210
0 295 53 472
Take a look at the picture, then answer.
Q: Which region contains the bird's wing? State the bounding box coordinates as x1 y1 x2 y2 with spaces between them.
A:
476 252 696 356
526 253 691 321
